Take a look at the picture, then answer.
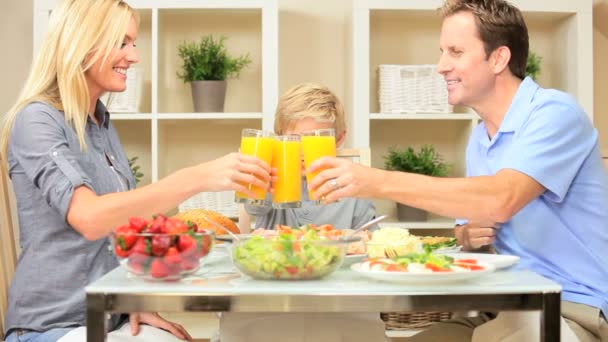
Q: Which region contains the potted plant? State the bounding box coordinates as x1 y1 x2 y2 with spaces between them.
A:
384 145 450 221
177 35 251 112
526 51 542 81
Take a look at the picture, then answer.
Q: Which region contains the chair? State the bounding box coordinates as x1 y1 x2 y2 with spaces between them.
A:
0 160 18 340
237 148 373 231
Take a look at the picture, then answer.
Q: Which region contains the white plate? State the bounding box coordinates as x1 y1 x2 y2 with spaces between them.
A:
350 261 495 284
442 252 520 269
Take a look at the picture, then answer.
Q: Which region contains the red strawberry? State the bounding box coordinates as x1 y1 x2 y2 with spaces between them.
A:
164 218 189 235
146 214 167 234
163 247 182 265
115 225 137 250
129 237 152 263
150 259 169 278
151 235 171 256
128 216 148 232
114 243 131 258
178 235 196 255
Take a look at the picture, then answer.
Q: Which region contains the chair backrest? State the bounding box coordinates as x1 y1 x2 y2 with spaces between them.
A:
0 160 18 340
337 148 371 167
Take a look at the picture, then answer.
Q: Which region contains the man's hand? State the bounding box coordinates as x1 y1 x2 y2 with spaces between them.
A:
455 221 501 251
129 312 192 341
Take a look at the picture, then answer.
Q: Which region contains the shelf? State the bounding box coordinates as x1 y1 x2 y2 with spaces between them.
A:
157 112 263 120
379 220 455 229
371 113 478 120
112 113 154 120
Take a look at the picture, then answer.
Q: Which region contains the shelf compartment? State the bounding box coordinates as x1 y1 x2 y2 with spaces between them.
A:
157 9 263 114
113 120 152 186
157 119 261 179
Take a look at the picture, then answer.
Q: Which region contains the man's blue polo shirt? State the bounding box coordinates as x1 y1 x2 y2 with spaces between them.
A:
461 77 608 316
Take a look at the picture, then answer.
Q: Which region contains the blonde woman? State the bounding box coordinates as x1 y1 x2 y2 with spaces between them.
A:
1 0 270 341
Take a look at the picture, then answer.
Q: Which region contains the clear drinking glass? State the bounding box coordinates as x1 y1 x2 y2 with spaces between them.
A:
301 128 336 204
235 128 274 206
272 135 302 209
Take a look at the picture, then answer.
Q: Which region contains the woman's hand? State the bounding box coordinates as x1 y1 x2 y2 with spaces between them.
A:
129 312 192 341
454 221 500 251
307 156 380 203
197 152 271 197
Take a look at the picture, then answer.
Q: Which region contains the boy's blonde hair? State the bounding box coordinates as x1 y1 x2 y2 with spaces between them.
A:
274 83 346 136
1 0 138 162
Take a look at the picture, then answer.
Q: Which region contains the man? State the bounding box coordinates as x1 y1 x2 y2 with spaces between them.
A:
308 0 608 340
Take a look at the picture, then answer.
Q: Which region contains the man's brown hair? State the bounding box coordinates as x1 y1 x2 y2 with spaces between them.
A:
441 0 529 79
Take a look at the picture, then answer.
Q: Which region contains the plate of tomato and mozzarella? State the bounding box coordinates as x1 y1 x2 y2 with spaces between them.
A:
351 256 496 284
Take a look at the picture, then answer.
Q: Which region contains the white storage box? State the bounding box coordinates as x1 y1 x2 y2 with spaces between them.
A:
178 191 240 219
378 64 452 114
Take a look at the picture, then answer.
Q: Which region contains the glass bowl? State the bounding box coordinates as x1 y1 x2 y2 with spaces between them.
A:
231 234 359 280
111 229 214 281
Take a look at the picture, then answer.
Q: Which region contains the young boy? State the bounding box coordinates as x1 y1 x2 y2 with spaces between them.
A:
243 83 377 231
221 84 388 342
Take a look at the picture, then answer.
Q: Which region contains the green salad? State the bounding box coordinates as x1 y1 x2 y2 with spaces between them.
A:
232 228 344 280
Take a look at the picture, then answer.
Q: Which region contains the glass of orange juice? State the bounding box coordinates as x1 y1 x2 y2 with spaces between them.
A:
235 128 274 206
301 128 336 204
272 135 302 208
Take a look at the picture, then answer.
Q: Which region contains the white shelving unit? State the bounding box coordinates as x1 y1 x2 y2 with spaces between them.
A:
33 0 278 186
352 0 593 226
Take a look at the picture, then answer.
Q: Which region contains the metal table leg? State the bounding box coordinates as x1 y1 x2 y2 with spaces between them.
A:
86 293 108 342
541 292 561 342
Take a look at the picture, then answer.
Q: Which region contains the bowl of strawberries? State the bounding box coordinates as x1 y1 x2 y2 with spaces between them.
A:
111 214 214 281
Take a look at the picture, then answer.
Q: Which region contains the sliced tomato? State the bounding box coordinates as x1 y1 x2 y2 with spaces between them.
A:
425 262 451 272
385 264 408 272
454 263 484 271
455 258 478 264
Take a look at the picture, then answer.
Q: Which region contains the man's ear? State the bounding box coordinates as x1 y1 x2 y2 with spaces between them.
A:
336 130 347 148
490 46 511 75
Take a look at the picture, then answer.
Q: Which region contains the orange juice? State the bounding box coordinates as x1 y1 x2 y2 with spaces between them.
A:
236 135 274 201
302 135 336 199
272 137 302 207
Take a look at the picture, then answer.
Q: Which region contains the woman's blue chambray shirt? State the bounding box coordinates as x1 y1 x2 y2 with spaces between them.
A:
4 101 135 336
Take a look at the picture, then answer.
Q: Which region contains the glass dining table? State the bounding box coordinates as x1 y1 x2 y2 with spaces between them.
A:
85 248 561 342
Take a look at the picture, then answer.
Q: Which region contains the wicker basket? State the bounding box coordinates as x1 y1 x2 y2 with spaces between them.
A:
378 64 452 114
178 191 240 219
381 311 453 330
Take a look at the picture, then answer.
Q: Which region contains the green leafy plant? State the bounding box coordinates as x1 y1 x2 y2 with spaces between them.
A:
176 35 252 82
128 156 144 185
526 51 542 81
384 145 450 177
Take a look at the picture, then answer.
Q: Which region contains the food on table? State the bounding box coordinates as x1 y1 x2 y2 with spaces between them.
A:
421 236 458 252
366 227 423 258
252 224 367 255
173 209 240 235
361 253 486 273
233 224 351 280
341 229 371 254
112 214 214 280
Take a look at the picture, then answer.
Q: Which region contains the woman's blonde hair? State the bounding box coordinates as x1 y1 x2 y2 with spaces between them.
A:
0 0 138 163
274 83 346 136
